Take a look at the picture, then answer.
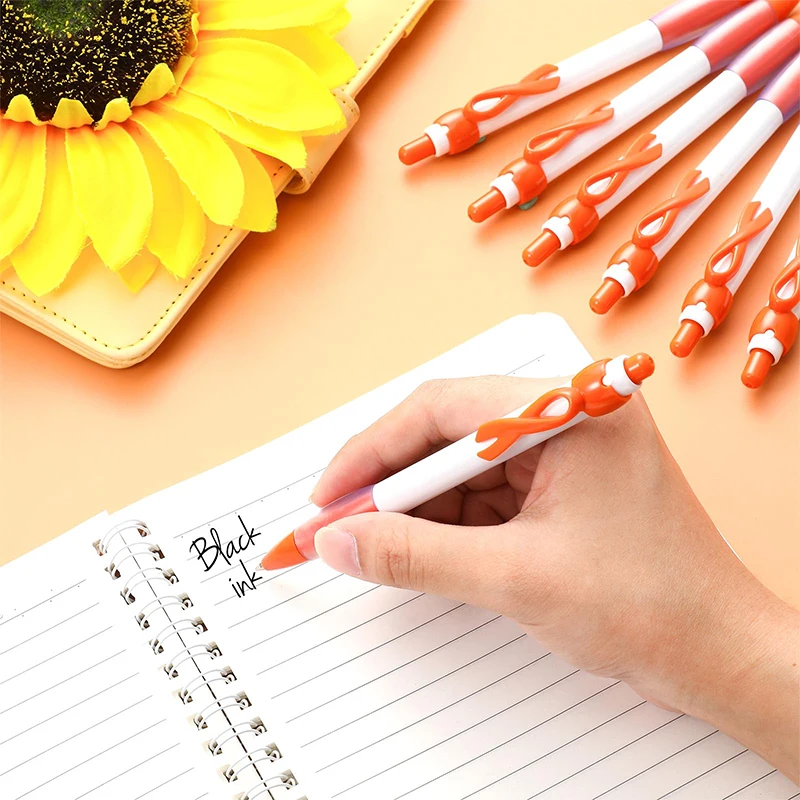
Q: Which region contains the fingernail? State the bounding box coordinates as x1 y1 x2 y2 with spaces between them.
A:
315 526 361 577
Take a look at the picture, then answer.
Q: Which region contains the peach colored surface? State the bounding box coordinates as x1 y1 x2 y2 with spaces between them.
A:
1 0 798 606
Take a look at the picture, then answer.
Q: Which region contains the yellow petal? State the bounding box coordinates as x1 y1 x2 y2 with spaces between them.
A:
225 137 277 233
11 127 87 295
182 37 344 132
65 123 153 269
132 103 244 225
0 258 12 276
172 55 196 91
117 250 159 293
167 91 306 168
5 95 44 126
51 98 94 128
132 63 177 107
0 120 46 260
317 7 351 36
94 98 133 131
202 26 356 89
199 0 346 30
136 129 206 278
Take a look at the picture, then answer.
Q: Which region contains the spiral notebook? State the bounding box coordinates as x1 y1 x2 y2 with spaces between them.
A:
1 315 796 800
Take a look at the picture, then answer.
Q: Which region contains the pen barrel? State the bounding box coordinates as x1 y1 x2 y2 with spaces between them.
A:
651 0 751 49
760 52 800 120
726 19 800 95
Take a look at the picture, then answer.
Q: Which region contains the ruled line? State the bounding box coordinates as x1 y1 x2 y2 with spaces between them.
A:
0 696 152 776
0 651 127 718
226 575 341 619
131 767 195 800
71 742 181 800
466 701 649 799
0 674 139 746
0 581 86 628
336 672 601 798
244 585 382 652
291 614 504 726
0 603 100 657
525 713 685 799
273 603 466 700
302 634 527 748
720 770 777 799
0 627 112 686
655 749 748 799
317 649 549 771
172 468 324 539
591 730 719 799
14 719 167 799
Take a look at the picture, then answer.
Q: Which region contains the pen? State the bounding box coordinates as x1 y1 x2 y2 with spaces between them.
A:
260 353 655 570
467 0 795 223
589 52 800 314
670 123 800 357
398 0 753 165
522 20 799 268
741 238 800 387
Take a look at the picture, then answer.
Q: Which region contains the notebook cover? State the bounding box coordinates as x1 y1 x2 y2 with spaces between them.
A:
0 0 434 369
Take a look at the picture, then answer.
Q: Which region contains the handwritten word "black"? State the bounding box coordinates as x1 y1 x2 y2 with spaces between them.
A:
189 516 262 573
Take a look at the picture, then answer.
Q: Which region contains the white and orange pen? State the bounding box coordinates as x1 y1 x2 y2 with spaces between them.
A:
522 19 799 267
467 0 795 223
742 238 800 387
670 123 800 357
590 52 800 314
398 0 753 165
260 353 655 570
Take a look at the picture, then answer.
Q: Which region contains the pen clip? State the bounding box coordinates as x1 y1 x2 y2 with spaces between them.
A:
578 133 663 207
770 250 800 312
524 102 614 164
463 64 560 123
633 169 710 249
475 387 584 461
705 201 773 285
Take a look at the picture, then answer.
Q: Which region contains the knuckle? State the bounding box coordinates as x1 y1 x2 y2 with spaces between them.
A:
373 527 421 589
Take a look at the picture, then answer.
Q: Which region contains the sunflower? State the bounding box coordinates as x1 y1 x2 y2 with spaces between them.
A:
0 0 356 295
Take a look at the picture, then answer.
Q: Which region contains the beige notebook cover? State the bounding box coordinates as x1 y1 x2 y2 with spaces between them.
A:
0 0 433 368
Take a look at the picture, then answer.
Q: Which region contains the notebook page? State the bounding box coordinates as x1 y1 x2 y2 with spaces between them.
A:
105 315 798 800
0 516 213 800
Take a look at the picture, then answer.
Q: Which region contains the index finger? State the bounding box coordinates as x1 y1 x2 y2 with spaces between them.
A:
311 374 567 506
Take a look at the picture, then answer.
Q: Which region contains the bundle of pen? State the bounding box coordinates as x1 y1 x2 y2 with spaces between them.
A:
399 0 800 388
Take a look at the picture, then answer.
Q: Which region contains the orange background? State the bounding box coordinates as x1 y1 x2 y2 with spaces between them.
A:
1 0 798 606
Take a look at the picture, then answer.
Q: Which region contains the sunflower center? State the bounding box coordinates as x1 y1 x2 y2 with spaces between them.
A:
0 0 195 122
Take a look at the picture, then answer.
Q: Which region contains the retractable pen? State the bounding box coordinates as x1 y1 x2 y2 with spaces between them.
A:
671 122 800 356
398 0 753 165
742 238 800 387
589 52 800 314
522 20 799 267
467 0 795 223
260 354 655 570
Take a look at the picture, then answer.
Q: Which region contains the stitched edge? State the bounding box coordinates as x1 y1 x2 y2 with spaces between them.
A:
2 2 421 356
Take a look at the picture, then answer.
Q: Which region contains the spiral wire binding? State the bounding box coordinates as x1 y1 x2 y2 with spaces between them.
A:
97 520 298 799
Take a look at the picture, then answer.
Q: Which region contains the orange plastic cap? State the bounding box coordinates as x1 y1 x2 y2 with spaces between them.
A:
589 279 625 314
741 349 774 389
261 531 306 570
769 0 798 21
398 135 436 165
623 353 655 384
522 230 560 267
468 188 506 222
670 321 704 358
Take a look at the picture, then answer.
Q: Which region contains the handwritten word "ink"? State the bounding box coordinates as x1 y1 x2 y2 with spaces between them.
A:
189 516 262 573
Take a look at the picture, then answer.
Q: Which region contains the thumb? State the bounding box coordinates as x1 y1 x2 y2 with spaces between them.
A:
314 512 519 610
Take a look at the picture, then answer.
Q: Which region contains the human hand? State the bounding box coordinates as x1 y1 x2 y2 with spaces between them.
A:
312 375 800 781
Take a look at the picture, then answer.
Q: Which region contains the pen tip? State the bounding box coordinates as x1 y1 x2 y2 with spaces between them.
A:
741 349 773 389
261 531 307 571
670 321 703 358
468 188 506 222
398 135 435 165
522 230 560 267
589 279 624 314
623 353 655 384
